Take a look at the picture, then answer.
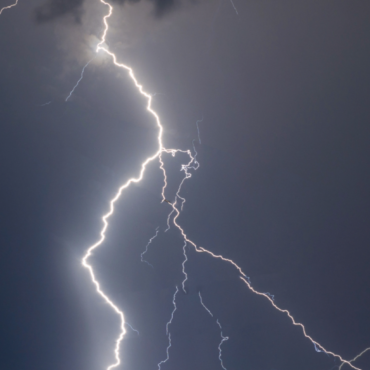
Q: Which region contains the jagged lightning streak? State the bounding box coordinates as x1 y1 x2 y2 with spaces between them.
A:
162 145 200 291
66 58 95 102
166 168 362 370
157 286 179 370
0 0 18 15
160 137 360 369
164 148 198 231
1 0 361 367
141 227 159 268
164 142 200 232
80 1 362 369
81 1 168 369
161 118 357 369
339 348 370 370
216 319 229 370
165 206 175 232
181 239 188 292
199 292 229 370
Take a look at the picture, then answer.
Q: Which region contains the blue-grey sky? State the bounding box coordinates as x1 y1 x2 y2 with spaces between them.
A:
0 1 370 369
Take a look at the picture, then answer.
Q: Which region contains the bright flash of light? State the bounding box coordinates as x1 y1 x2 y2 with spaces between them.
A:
339 347 370 370
0 0 18 15
157 286 179 370
66 58 95 102
79 1 363 370
199 292 229 369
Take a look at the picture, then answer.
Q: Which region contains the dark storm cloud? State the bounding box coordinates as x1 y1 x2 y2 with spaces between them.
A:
35 0 179 22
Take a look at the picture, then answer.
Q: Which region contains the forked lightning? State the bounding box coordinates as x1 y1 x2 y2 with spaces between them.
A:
1 0 367 369
82 1 366 369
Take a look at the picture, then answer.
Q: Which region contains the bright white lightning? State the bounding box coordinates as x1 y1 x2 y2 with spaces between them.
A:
199 292 229 370
0 0 18 15
162 142 201 292
81 1 166 369
82 3 199 370
141 227 159 268
0 0 362 366
80 1 363 370
157 286 179 370
66 58 94 102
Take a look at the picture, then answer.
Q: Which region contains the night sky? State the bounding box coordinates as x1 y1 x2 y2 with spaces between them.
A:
1 1 370 369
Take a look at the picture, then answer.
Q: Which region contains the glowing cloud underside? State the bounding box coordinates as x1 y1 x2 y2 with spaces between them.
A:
78 1 369 370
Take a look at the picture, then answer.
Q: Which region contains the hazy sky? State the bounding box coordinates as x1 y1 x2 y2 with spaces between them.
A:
0 1 370 369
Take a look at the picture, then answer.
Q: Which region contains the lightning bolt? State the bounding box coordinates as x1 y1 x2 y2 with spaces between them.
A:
181 239 188 293
77 1 363 370
66 58 95 102
199 292 229 370
216 319 229 370
140 227 159 268
0 0 364 367
0 0 18 15
157 286 179 370
339 347 370 370
166 157 362 370
81 1 167 369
